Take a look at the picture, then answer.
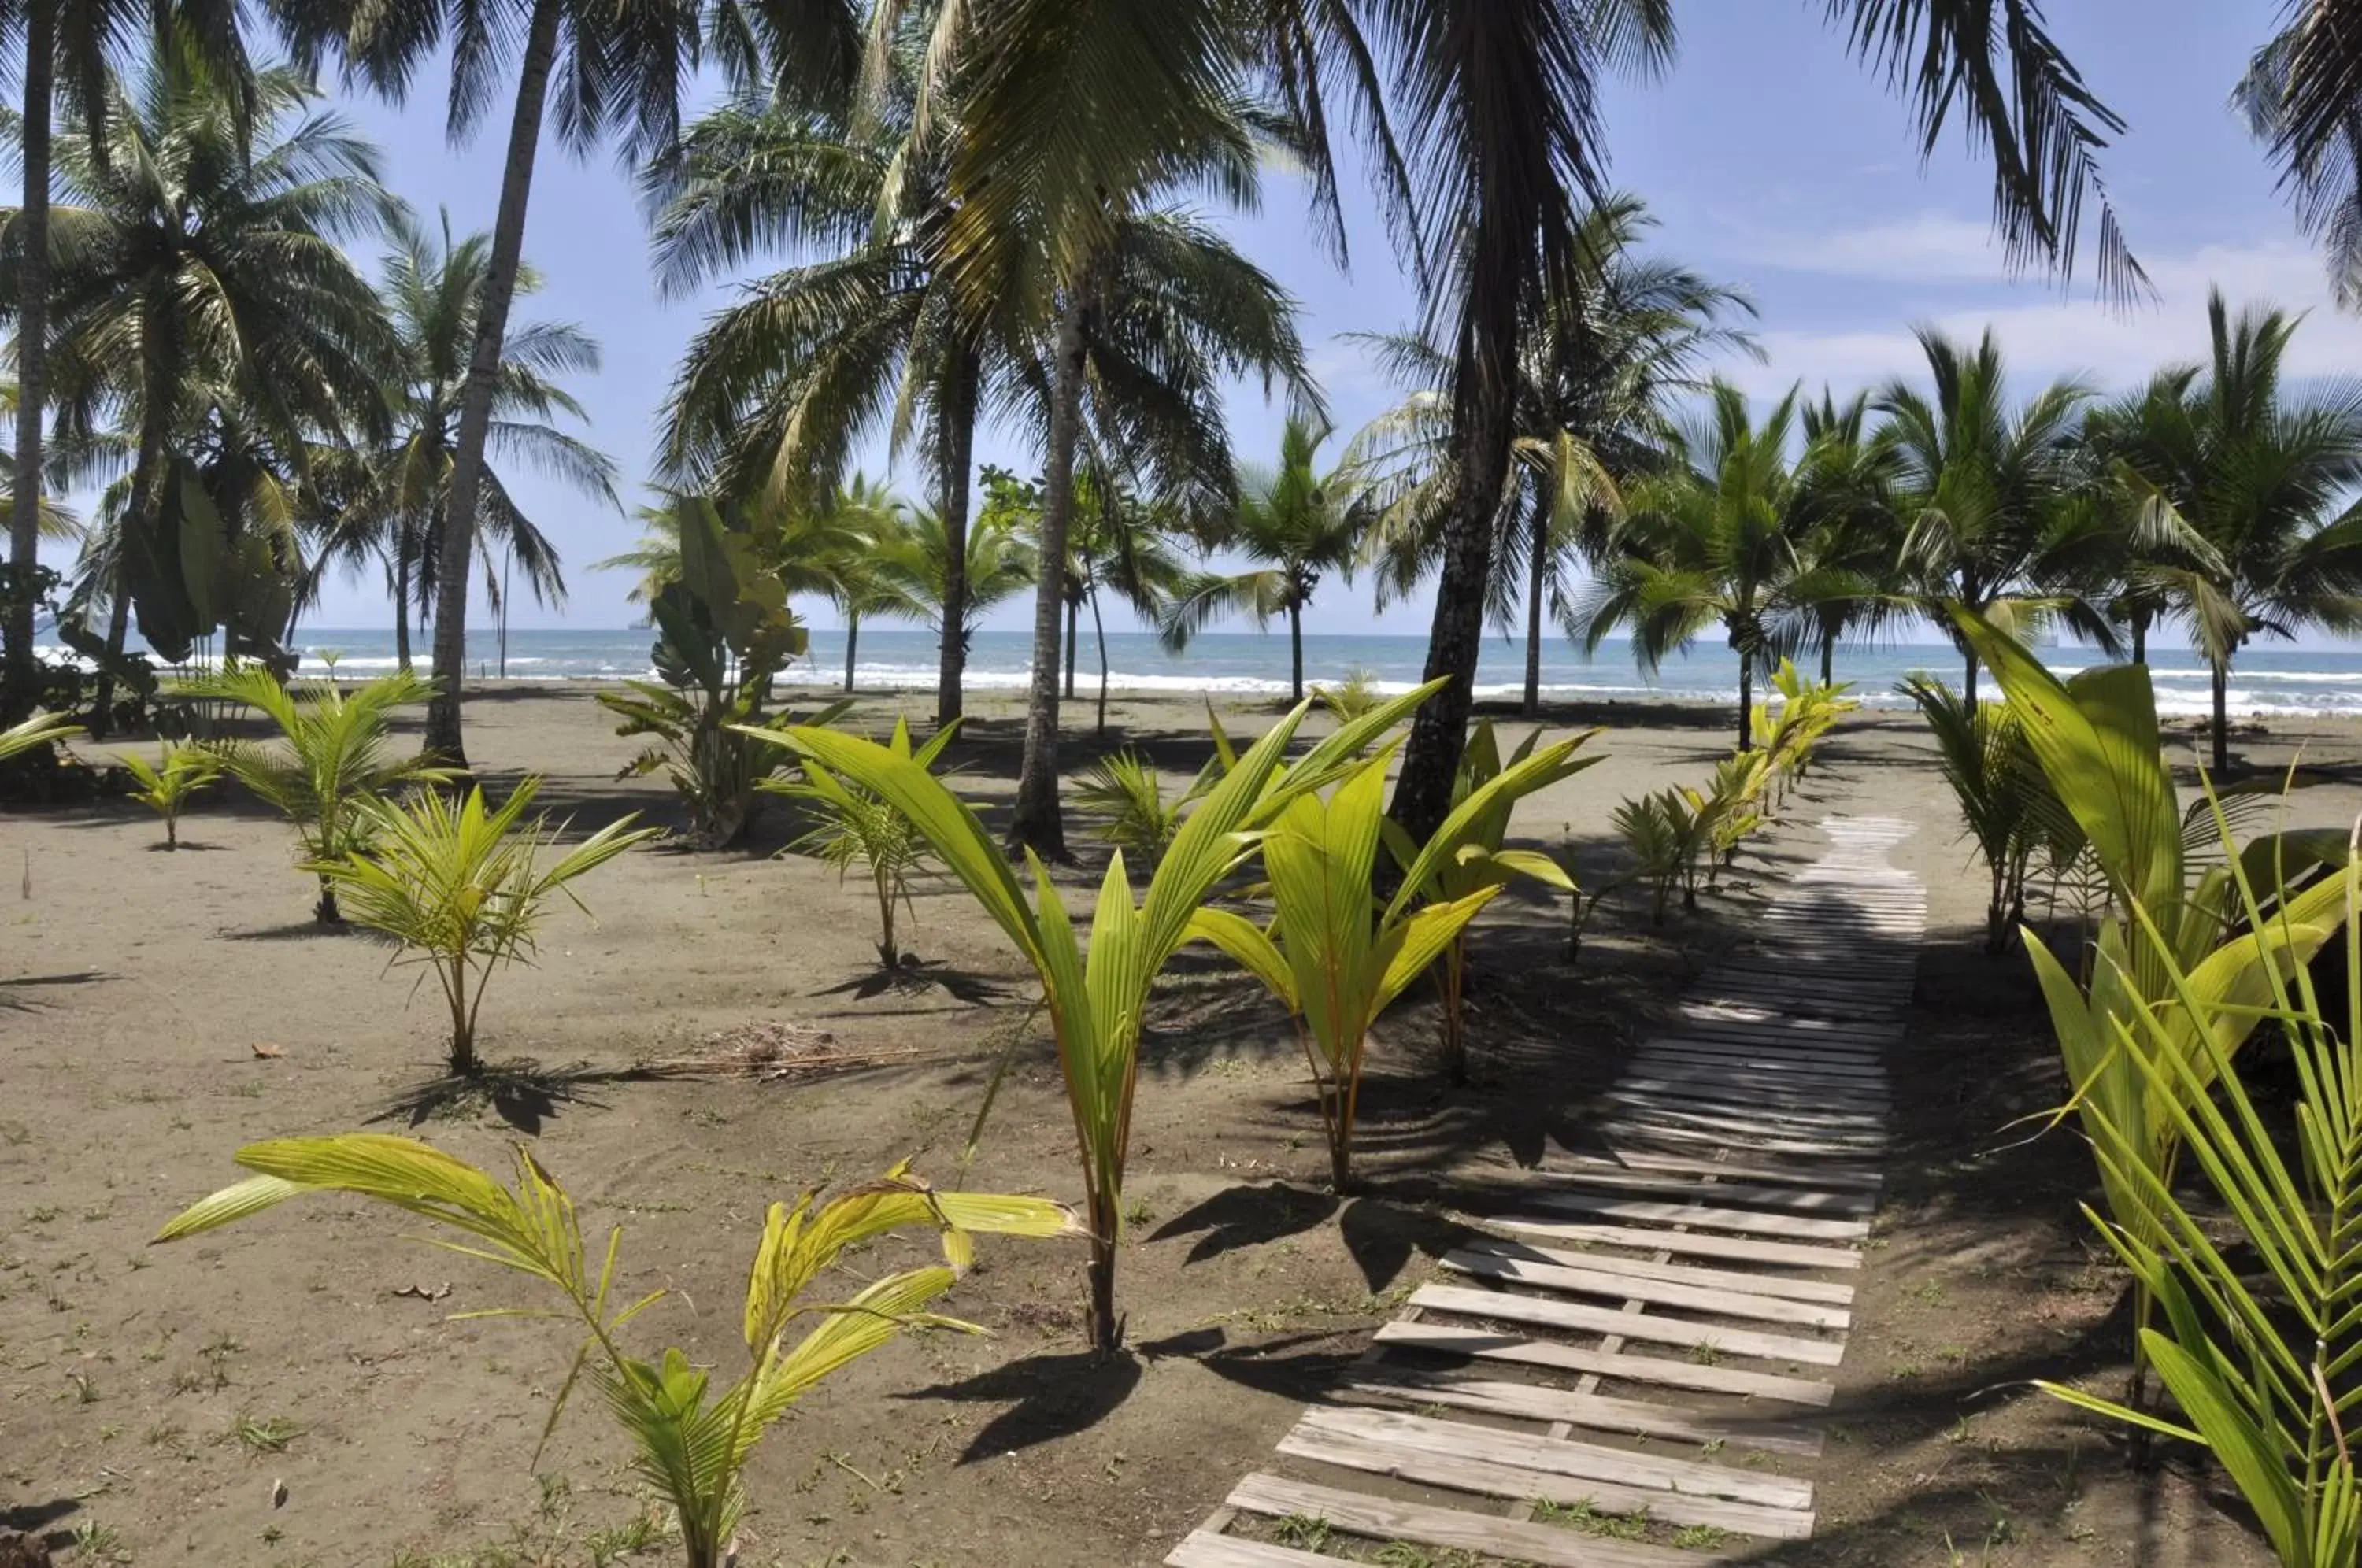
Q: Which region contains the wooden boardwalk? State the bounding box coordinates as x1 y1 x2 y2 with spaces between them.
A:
1167 815 1925 1566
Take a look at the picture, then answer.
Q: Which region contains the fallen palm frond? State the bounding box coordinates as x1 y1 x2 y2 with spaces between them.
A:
637 1020 927 1082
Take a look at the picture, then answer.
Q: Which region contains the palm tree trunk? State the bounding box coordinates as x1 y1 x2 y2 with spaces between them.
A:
1091 583 1109 737
2131 612 2147 667
4 0 54 726
392 546 413 672
1390 289 1517 842
1064 594 1078 701
1522 497 1546 718
933 342 979 728
1737 656 1754 752
423 0 561 766
1964 645 1978 708
94 574 131 738
1290 602 1305 704
1008 282 1091 858
2212 659 2231 776
842 607 859 693
98 352 175 737
1820 631 1834 686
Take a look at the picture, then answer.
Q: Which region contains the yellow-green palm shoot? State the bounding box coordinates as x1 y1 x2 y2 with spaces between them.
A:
771 717 959 969
156 1135 1077 1568
0 710 79 764
1958 608 2350 1402
1390 720 1597 1084
312 780 655 1074
773 681 1444 1352
2037 826 2362 1567
119 741 222 849
1194 730 1590 1188
183 667 454 923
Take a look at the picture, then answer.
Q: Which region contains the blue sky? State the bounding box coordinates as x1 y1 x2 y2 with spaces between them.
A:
71 0 2360 642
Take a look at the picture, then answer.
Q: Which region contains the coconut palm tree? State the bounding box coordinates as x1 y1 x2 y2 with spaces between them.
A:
813 472 909 693
1779 387 1905 684
1877 327 2108 705
12 42 392 705
0 0 254 723
1068 464 1196 733
2097 290 2362 774
1162 416 1361 702
282 0 860 764
1347 195 1756 716
309 211 607 670
2240 1 2362 303
866 497 1038 668
1579 382 1824 749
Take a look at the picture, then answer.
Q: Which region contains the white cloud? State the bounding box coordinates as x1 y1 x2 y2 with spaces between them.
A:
1741 211 2017 284
1709 231 2362 399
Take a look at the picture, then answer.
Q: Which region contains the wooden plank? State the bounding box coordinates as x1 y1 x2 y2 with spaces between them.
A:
1637 1039 1890 1074
1280 1412 1815 1540
1616 1064 1892 1103
1300 1407 1814 1513
1441 1247 1851 1329
1374 1320 1836 1405
1516 1191 1871 1241
1484 1214 1864 1271
1607 1081 1890 1122
1346 1366 1826 1456
1409 1283 1847 1366
1631 1048 1889 1085
1594 1118 1891 1160
1166 1530 1343 1567
1559 1148 1884 1192
1601 1091 1890 1140
1680 1006 1902 1040
1224 1473 1731 1568
1513 1165 1879 1215
1460 1234 1857 1304
1671 1019 1897 1052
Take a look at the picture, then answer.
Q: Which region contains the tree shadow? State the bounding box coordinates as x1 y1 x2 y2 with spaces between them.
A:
1131 1325 1372 1404
1147 1182 1339 1265
0 1496 76 1564
218 919 397 945
0 971 113 1011
899 1351 1143 1462
367 1060 637 1134
811 956 1009 1005
143 839 229 852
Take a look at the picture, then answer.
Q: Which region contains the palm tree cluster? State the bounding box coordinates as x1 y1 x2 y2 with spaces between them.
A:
1564 294 2362 776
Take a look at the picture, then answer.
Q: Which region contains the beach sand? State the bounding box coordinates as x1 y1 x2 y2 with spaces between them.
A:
4 680 2347 1564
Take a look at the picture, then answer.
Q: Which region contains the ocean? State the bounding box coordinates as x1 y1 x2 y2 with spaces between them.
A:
52 625 2362 719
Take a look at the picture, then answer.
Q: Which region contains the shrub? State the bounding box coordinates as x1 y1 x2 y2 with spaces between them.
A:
156 1136 1076 1568
311 780 654 1074
184 668 453 923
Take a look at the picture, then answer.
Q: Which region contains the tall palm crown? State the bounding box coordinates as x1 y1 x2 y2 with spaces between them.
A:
313 212 610 668
1580 381 1821 749
867 499 1038 656
280 0 862 761
1161 415 1360 702
2241 0 2362 303
0 0 254 720
2101 289 2362 773
15 43 392 678
1878 327 2103 703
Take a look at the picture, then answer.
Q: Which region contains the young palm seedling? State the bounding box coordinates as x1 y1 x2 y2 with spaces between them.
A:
311 780 655 1075
120 742 223 849
0 711 80 763
156 1135 1076 1568
1195 732 1590 1186
1072 748 1210 866
1392 721 1598 1083
771 717 958 970
776 683 1441 1352
185 668 454 923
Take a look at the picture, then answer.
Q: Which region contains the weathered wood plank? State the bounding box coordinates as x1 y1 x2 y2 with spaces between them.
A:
1483 1214 1864 1270
1459 1234 1857 1304
1441 1246 1852 1329
1613 1070 1892 1111
1346 1366 1827 1455
1224 1473 1735 1568
1599 1093 1891 1141
1558 1148 1884 1192
1165 1529 1344 1566
1373 1320 1837 1405
1409 1283 1848 1365
1512 1165 1880 1215
1279 1412 1815 1540
1594 1117 1890 1160
1300 1407 1815 1510
1516 1191 1871 1241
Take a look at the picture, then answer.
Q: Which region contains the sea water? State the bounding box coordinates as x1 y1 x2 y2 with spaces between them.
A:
44 627 2362 719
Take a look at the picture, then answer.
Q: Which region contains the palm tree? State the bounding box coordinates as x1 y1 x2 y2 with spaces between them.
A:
2240 2 2362 302
0 0 252 723
1780 387 1905 683
1877 327 2107 705
1348 195 1755 716
310 211 607 670
1579 382 1823 749
814 472 907 693
867 497 1038 668
1163 416 1361 702
13 43 391 710
1068 464 1195 733
283 0 857 764
2099 290 2362 774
